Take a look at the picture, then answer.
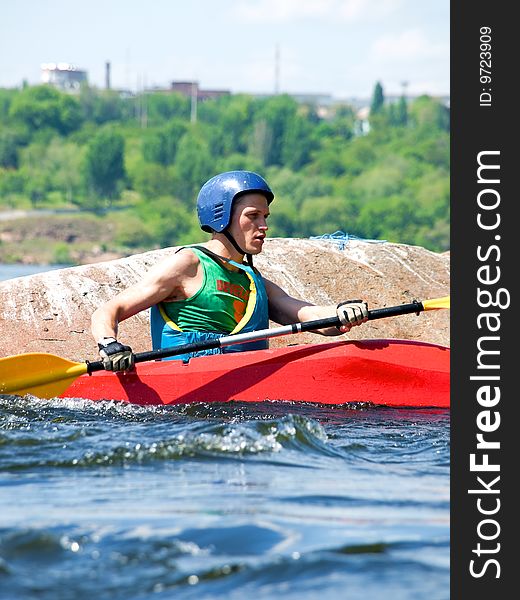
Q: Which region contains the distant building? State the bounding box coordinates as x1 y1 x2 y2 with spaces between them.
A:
254 91 334 106
41 63 87 92
168 81 196 96
197 88 231 101
149 80 230 101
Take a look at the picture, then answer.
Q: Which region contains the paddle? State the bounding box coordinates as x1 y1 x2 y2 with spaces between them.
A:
0 296 449 399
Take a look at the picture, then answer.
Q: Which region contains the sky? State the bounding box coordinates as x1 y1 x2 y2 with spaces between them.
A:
0 0 449 100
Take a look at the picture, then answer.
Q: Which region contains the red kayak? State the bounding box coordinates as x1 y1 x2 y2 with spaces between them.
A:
61 339 450 408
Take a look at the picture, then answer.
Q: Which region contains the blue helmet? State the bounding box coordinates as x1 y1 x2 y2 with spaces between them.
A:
197 171 274 233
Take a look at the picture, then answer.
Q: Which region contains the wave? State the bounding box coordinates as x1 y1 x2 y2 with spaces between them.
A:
1 394 344 470
0 524 449 600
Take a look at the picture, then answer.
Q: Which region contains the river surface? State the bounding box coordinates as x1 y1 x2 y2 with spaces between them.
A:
0 263 70 281
0 265 450 600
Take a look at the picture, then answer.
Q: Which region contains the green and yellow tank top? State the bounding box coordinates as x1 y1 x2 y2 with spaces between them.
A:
158 247 252 333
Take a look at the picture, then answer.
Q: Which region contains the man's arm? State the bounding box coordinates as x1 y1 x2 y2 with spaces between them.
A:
91 250 200 369
263 277 367 336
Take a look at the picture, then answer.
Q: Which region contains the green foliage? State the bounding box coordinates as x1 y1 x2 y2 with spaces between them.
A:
356 196 424 243
142 119 187 166
0 127 27 168
249 95 299 166
267 168 333 207
281 109 317 170
172 128 214 201
0 88 17 121
83 126 126 200
409 95 450 131
300 196 355 237
395 96 408 126
0 167 27 203
9 85 83 135
116 197 199 249
0 82 450 253
79 87 129 124
370 82 385 115
215 153 264 174
53 242 73 264
144 92 190 125
267 194 300 237
198 94 255 155
130 161 174 198
337 136 377 177
17 137 84 205
350 155 414 202
307 137 349 177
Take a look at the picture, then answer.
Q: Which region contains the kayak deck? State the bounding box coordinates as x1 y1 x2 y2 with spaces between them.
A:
61 339 450 408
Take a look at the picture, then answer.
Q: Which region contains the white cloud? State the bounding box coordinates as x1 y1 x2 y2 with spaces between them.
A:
234 0 403 24
336 0 404 21
235 0 326 23
371 28 448 61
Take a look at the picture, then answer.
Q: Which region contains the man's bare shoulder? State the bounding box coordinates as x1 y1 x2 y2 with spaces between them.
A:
146 247 201 281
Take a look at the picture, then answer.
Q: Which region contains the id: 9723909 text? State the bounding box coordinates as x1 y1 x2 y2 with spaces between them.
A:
480 26 492 107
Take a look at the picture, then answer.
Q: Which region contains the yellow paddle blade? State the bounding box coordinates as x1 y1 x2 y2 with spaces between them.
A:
422 296 450 310
0 353 88 398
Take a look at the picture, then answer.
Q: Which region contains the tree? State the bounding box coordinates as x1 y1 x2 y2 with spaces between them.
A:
216 153 263 174
17 137 84 205
117 197 199 249
9 85 83 136
83 127 126 200
267 194 300 237
247 119 272 167
173 128 213 202
0 167 26 201
281 110 317 170
0 86 450 252
396 96 408 126
142 120 187 166
199 94 255 155
249 95 298 166
45 139 84 204
0 88 17 122
408 95 449 131
131 161 174 199
370 81 385 115
144 92 190 125
300 196 357 237
79 87 126 124
0 129 23 168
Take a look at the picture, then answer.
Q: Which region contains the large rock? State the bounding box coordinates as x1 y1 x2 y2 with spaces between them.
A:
0 238 450 361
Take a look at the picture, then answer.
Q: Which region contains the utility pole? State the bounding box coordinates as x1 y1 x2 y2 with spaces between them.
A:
137 75 147 129
141 88 148 129
274 43 280 94
190 81 198 123
105 61 111 90
401 80 409 100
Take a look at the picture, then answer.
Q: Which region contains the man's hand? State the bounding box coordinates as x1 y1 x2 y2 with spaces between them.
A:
97 338 135 372
336 300 369 332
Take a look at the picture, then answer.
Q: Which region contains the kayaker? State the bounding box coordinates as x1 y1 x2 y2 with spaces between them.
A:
90 170 368 371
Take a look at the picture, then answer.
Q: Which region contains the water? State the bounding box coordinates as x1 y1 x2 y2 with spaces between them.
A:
0 264 70 282
0 265 450 599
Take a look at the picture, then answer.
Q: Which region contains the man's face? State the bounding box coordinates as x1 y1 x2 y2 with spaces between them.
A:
228 193 270 255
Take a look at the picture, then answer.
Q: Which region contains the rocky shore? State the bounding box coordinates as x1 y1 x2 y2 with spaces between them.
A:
0 238 450 361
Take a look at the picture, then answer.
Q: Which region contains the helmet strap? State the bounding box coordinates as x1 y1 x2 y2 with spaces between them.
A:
222 230 254 267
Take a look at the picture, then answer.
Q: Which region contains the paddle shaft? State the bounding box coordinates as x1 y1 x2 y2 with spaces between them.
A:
86 300 427 373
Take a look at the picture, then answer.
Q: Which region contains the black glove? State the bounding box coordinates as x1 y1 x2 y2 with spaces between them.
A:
97 337 135 372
